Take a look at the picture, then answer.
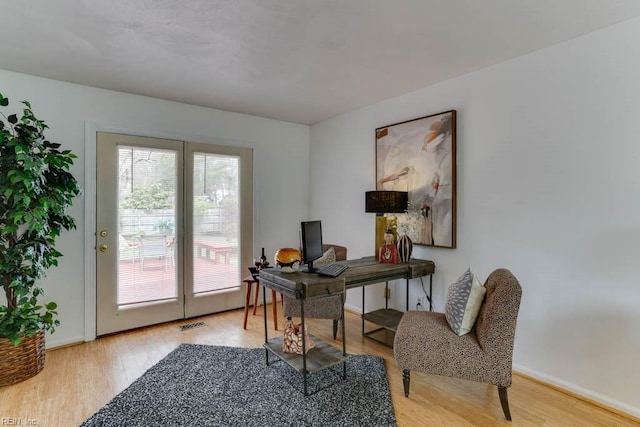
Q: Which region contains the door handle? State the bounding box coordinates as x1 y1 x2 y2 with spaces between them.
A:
99 244 108 252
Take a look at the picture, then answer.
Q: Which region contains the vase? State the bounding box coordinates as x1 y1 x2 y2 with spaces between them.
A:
397 234 413 263
274 247 302 273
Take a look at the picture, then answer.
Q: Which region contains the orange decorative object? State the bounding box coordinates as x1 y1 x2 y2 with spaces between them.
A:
274 248 302 273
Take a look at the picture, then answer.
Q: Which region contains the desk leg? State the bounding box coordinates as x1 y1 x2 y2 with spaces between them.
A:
361 286 365 336
429 275 433 311
405 277 409 311
263 284 270 366
420 275 434 312
271 290 278 330
341 292 347 380
385 282 389 310
300 297 308 396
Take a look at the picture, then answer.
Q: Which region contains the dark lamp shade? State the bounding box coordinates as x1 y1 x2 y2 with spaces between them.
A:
365 191 408 213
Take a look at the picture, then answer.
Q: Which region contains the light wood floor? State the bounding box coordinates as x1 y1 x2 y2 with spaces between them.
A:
0 306 637 426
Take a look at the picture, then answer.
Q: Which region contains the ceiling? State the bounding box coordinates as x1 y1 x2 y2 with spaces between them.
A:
2 1 640 125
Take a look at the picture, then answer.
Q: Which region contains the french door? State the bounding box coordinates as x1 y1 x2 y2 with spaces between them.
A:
96 133 252 335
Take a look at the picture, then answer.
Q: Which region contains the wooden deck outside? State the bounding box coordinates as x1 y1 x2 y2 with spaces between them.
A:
117 248 240 305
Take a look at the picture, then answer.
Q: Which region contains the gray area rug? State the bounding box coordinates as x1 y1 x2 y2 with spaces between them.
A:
81 344 396 426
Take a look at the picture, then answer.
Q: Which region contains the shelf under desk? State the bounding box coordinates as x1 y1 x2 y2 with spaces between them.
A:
264 335 347 374
259 257 435 350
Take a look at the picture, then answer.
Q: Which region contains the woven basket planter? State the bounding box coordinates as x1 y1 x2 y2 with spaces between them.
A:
0 329 46 386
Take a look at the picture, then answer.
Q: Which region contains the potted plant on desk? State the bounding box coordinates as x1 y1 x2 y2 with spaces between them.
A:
0 92 81 386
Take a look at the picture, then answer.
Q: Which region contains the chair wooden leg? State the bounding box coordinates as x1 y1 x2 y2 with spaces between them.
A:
253 283 260 315
403 369 410 397
332 320 339 339
498 386 512 421
243 281 253 329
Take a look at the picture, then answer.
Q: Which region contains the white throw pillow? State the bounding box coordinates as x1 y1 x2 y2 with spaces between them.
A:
444 268 486 336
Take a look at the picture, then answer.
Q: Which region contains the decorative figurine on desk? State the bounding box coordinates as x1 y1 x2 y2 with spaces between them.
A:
274 248 302 273
379 229 399 264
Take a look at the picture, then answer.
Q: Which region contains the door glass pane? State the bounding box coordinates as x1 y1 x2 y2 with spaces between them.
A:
117 146 177 306
192 153 240 294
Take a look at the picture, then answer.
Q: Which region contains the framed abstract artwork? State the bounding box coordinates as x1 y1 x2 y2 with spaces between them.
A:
376 110 456 248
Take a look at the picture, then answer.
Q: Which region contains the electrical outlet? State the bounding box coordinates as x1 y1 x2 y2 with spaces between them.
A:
416 297 424 310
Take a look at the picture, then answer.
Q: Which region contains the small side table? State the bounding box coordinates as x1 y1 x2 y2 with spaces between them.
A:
243 276 283 330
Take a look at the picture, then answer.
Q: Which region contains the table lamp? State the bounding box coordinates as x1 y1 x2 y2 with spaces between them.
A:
365 191 408 259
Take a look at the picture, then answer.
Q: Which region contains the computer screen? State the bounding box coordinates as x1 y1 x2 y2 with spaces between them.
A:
301 220 323 273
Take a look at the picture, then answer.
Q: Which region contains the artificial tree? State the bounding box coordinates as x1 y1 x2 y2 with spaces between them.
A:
0 92 81 346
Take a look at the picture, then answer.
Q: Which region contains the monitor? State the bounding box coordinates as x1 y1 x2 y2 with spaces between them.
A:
301 220 324 273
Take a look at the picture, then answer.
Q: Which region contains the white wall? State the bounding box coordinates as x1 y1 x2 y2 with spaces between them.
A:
0 70 310 347
310 17 640 417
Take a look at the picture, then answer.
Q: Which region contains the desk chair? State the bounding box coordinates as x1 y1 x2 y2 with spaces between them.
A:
393 268 522 421
282 244 347 340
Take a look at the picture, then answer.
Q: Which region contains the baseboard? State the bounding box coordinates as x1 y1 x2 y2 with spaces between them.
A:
46 335 86 350
513 364 640 422
344 304 360 315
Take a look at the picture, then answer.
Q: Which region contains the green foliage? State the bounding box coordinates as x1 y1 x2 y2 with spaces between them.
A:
120 184 173 210
153 218 174 234
193 196 216 213
0 92 81 346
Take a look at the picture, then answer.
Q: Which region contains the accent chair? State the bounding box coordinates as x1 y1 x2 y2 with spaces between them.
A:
393 268 522 421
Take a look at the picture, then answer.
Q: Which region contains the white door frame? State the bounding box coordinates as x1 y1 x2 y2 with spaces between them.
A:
83 121 255 342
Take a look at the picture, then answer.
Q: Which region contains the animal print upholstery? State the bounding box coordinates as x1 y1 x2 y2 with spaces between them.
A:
393 268 522 388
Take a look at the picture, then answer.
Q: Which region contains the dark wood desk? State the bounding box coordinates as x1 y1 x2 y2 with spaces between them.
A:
258 257 434 299
257 257 435 394
342 257 435 344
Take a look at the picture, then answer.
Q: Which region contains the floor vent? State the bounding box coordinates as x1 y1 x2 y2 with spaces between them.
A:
179 321 206 331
